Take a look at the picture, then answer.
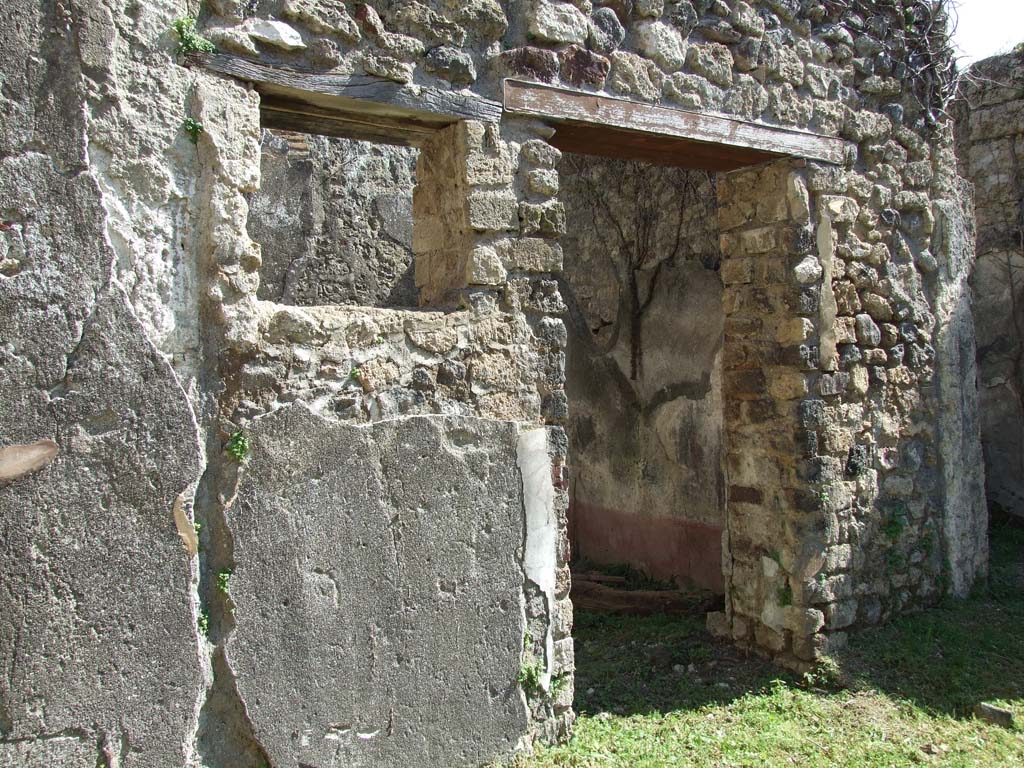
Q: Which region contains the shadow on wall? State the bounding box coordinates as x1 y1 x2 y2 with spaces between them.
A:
249 128 419 308
557 153 725 593
956 50 1024 516
570 516 1024 722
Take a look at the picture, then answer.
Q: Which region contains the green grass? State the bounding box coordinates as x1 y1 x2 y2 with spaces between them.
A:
520 519 1024 767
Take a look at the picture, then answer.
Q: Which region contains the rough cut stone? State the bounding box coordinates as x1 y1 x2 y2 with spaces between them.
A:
560 45 611 86
529 0 590 45
608 51 664 102
245 18 307 50
588 7 626 54
282 0 361 42
636 21 688 72
794 255 823 284
228 409 542 767
498 46 560 82
686 42 735 87
855 313 882 347
425 45 477 84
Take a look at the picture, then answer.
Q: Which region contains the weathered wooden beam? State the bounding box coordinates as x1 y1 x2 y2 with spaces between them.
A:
548 122 774 171
186 52 503 129
259 96 436 147
504 79 846 168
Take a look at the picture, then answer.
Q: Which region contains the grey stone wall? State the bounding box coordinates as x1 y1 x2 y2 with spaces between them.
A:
251 130 419 307
0 0 991 765
955 48 1024 516
559 155 726 591
1 1 205 765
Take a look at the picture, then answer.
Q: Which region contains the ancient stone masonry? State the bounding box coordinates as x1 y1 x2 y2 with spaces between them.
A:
251 131 420 307
0 0 988 766
955 48 1024 518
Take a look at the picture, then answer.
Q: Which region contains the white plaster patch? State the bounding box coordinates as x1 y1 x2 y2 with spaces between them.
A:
517 427 557 691
246 19 307 50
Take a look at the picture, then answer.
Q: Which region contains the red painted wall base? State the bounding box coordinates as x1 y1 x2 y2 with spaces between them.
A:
570 502 724 594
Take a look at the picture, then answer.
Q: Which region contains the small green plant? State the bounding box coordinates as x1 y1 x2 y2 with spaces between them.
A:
225 430 250 462
887 549 908 573
882 514 907 542
193 520 203 552
518 653 545 696
921 533 935 557
550 674 570 697
518 630 545 696
818 488 831 505
182 117 204 144
216 569 232 595
801 655 843 690
197 608 210 637
172 17 216 55
777 583 793 607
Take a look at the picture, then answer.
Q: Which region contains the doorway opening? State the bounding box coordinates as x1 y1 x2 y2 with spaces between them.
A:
558 152 727 607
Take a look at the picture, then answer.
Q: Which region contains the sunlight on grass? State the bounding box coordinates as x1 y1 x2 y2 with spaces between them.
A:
518 521 1024 767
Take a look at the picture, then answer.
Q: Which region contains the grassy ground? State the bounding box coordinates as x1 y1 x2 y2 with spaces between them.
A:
520 518 1024 768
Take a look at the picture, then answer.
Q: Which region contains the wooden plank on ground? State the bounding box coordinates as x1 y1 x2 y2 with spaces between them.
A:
504 79 846 169
187 52 503 130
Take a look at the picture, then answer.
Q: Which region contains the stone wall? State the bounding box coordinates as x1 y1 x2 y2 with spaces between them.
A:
0 0 990 765
559 155 725 591
955 48 1024 516
713 152 985 657
251 129 419 307
1 2 206 764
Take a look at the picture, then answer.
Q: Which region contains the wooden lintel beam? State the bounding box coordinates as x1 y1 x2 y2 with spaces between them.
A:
504 79 846 167
187 53 503 129
259 95 438 147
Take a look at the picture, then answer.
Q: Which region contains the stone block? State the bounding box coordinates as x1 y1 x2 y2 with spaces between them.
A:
425 45 477 85
528 0 589 45
496 237 563 272
519 201 566 237
560 45 611 86
686 42 735 87
526 168 560 196
794 254 822 284
608 51 664 102
854 313 881 347
636 21 687 72
588 7 625 54
466 245 508 285
468 190 519 232
231 411 548 766
495 46 559 82
521 140 562 168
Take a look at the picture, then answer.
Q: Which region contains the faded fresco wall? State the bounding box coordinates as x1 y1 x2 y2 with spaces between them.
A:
955 48 1024 517
559 155 725 591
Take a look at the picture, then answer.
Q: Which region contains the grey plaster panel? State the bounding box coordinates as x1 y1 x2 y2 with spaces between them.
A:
228 407 529 767
0 292 204 763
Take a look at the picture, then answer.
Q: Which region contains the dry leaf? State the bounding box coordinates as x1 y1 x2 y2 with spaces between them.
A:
0 439 59 483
